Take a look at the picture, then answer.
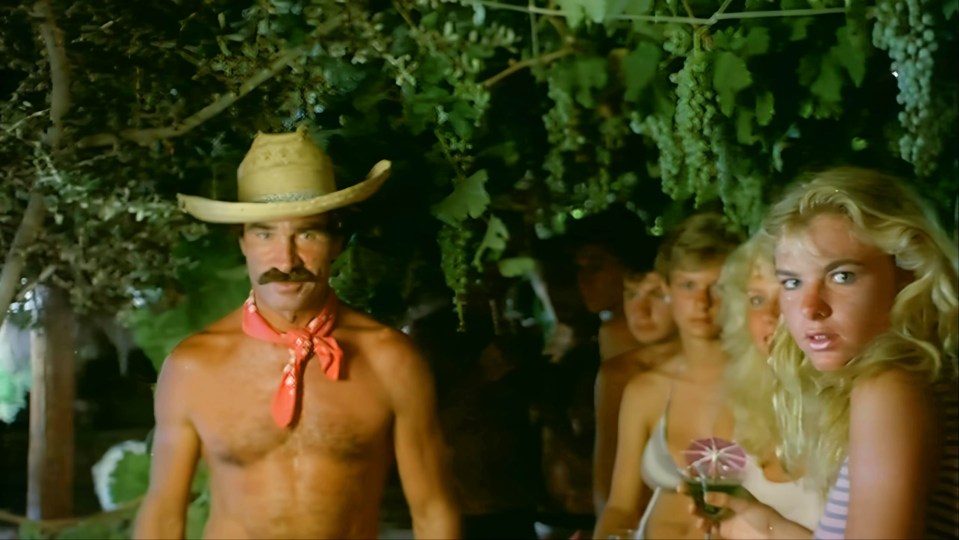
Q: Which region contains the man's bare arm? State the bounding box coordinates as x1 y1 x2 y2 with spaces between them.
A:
593 362 627 514
133 351 202 540
386 334 460 539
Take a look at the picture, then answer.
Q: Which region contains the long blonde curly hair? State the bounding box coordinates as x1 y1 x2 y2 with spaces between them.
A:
761 167 959 495
718 234 782 461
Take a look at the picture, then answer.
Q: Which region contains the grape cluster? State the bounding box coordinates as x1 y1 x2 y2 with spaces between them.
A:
872 0 943 176
437 222 473 326
663 25 693 56
670 49 720 205
629 111 683 194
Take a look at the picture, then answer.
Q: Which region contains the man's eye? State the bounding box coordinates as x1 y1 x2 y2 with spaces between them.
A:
781 278 799 290
255 231 271 240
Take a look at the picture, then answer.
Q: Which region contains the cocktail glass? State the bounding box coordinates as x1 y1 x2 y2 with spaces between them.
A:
680 437 748 535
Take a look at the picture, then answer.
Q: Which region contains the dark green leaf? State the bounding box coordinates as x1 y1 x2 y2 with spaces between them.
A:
833 27 867 87
431 170 490 224
713 51 752 117
944 0 958 19
622 41 661 102
742 27 770 57
472 215 509 269
755 90 774 126
498 257 537 277
736 109 760 145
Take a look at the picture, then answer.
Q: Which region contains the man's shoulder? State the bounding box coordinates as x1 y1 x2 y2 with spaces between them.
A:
598 348 642 376
339 306 411 348
338 306 423 375
166 308 243 366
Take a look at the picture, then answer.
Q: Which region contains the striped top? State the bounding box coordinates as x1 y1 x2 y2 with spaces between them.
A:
813 382 959 539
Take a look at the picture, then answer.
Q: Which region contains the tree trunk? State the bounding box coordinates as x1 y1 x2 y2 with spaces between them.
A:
26 285 75 520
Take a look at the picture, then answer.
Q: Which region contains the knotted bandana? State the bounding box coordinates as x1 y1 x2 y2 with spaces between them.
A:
241 291 343 427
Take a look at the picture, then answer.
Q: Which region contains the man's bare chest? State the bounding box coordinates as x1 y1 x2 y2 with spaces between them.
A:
189 350 393 466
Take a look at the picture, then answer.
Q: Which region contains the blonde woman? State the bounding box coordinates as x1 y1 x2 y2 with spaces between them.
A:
593 213 741 539
715 234 823 530
694 168 958 539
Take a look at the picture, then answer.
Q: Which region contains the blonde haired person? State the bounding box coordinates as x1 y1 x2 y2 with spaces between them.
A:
715 234 823 529
691 167 959 539
593 213 741 539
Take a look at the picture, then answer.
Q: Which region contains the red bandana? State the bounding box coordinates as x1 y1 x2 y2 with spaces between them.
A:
241 291 343 428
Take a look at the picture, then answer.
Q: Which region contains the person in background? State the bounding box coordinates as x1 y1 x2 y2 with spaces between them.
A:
711 234 823 530
593 212 742 539
409 303 542 540
691 168 958 539
566 206 648 362
593 232 680 515
533 205 654 538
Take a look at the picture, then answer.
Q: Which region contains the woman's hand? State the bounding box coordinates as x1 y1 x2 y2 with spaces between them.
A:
679 484 778 540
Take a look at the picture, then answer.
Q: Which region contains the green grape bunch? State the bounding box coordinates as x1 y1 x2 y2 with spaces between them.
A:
437 222 473 326
670 48 720 204
663 25 693 57
872 0 944 177
629 111 683 192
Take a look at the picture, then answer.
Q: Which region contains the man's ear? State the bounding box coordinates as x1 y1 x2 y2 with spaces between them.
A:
238 229 248 257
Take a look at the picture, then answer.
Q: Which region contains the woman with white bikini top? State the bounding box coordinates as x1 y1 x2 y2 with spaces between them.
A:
593 213 742 540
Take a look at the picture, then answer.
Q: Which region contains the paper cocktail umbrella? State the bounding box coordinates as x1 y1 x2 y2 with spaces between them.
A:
682 437 748 480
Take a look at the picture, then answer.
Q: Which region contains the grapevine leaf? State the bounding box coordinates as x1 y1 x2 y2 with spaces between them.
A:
108 449 151 506
571 56 609 107
431 169 490 225
583 0 607 23
498 257 537 277
623 41 661 102
833 27 867 87
736 109 760 146
809 55 844 115
742 27 770 57
945 0 958 19
756 90 775 126
788 17 815 41
556 0 606 26
713 51 752 117
624 0 654 15
186 489 211 540
606 0 629 18
472 215 509 269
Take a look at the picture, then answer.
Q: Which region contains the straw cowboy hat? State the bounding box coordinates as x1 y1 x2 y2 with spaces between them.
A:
177 127 391 223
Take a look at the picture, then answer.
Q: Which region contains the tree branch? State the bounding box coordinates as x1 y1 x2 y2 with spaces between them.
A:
76 46 306 149
0 193 46 329
482 47 573 88
34 0 70 149
0 496 142 531
0 0 69 328
478 0 845 25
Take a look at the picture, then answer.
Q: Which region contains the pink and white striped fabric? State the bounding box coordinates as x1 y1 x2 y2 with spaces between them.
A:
812 382 959 539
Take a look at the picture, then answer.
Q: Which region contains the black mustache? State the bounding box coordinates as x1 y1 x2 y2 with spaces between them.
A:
258 267 320 284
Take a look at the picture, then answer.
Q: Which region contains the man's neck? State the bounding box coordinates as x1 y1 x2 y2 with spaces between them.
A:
252 293 330 330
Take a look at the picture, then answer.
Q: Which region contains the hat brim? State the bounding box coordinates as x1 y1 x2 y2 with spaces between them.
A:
177 160 391 224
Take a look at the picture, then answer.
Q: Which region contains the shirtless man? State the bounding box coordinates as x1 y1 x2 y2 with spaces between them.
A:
592 237 679 514
134 128 459 539
566 206 647 362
